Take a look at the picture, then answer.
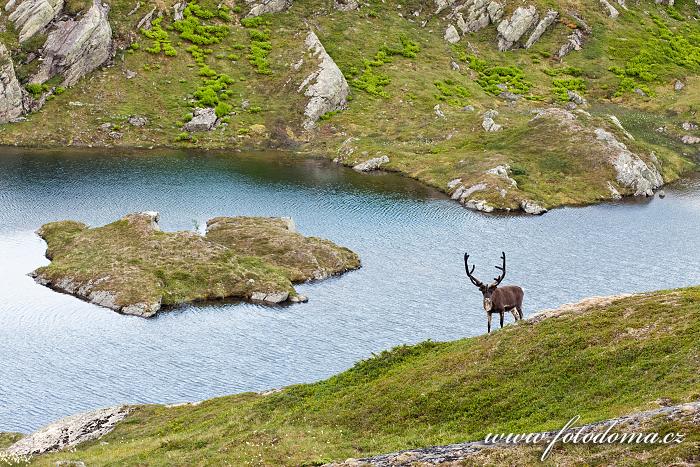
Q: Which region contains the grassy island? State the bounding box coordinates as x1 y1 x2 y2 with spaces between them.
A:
32 212 360 317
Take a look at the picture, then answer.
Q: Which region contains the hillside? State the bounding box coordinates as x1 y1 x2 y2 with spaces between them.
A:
7 286 699 465
0 0 698 213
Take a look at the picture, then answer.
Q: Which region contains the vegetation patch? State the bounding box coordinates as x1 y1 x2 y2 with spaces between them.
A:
141 17 177 56
434 79 470 106
552 77 586 102
465 54 532 97
32 213 360 315
350 35 420 98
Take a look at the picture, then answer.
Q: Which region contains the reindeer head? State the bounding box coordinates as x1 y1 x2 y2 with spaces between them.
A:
464 252 507 312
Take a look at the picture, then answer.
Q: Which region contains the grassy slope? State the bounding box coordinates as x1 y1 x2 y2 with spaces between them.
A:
0 434 22 451
0 0 697 210
29 286 700 465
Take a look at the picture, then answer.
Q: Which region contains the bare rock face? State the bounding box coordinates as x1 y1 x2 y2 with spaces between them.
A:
496 6 538 51
0 44 25 124
184 107 217 132
595 128 663 196
482 109 501 132
600 0 619 18
3 406 129 456
523 9 558 49
451 0 503 34
298 31 349 130
31 0 113 86
521 200 547 215
7 0 63 43
558 28 585 58
246 0 291 17
444 24 460 43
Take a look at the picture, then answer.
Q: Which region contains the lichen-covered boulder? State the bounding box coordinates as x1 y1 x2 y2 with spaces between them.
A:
31 0 113 86
184 107 217 132
0 44 25 123
524 9 558 49
298 31 349 130
246 0 291 17
497 6 539 51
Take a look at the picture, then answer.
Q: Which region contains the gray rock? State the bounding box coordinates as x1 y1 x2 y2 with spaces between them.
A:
121 302 160 317
595 128 663 196
125 69 137 79
99 122 113 131
567 90 586 105
251 291 289 303
524 9 558 48
681 135 700 144
434 104 445 118
681 122 698 131
608 114 633 139
136 6 155 30
607 181 622 200
658 190 666 198
172 1 186 20
463 199 494 212
486 164 516 186
333 0 358 11
353 155 389 172
634 87 647 97
108 130 122 139
128 115 148 127
496 6 538 51
459 183 487 201
447 178 462 189
450 60 460 71
482 109 501 132
184 107 217 132
600 0 619 18
444 24 460 43
246 0 291 17
7 0 63 43
558 29 585 58
31 0 113 86
298 31 349 130
674 80 685 91
3 406 129 456
520 200 547 215
0 43 25 124
499 91 520 102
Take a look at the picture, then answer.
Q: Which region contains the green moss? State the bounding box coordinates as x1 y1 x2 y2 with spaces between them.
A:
552 77 586 102
466 55 532 96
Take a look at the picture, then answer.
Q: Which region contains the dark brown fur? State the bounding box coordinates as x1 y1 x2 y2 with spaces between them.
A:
464 252 524 333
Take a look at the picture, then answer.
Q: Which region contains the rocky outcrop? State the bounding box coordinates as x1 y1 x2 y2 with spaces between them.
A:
31 0 113 86
523 9 558 49
353 155 389 172
246 0 291 17
681 135 700 144
0 44 25 124
7 0 63 43
520 200 546 215
594 128 663 196
558 29 585 58
600 0 619 18
496 6 538 51
298 31 349 130
325 401 699 466
452 0 503 34
184 107 217 132
3 406 129 456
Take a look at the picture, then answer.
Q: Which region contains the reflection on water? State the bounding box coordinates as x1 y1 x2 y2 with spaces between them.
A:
1 149 699 432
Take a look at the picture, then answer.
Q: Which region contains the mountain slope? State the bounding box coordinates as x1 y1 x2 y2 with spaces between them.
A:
21 286 700 465
0 0 698 213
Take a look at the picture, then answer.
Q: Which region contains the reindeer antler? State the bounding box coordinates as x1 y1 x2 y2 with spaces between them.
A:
464 253 485 287
492 251 506 286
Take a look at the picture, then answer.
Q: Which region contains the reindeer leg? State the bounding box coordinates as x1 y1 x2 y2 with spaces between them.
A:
487 313 492 333
517 306 524 320
510 308 519 321
499 311 504 328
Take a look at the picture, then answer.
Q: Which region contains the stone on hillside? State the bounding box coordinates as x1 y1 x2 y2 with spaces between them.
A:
7 0 63 43
246 0 291 17
521 200 547 215
463 199 494 213
496 6 538 51
486 164 517 186
608 114 633 139
607 181 622 199
299 31 349 130
524 9 558 49
567 90 586 106
674 80 685 91
558 29 585 58
172 1 186 20
434 104 445 118
334 0 358 11
128 115 148 127
31 0 113 86
444 24 460 43
136 6 155 29
0 43 25 124
184 107 217 132
482 109 501 132
681 122 698 131
595 128 663 196
600 0 619 18
353 155 389 172
125 69 137 79
3 406 129 456
681 135 700 144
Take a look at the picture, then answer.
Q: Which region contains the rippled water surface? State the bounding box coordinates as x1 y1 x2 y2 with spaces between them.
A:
1 148 700 432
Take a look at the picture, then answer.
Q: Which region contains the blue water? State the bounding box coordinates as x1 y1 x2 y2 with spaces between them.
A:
1 148 699 432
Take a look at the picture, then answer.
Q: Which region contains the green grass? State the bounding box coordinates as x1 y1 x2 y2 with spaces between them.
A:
0 433 22 450
30 286 700 465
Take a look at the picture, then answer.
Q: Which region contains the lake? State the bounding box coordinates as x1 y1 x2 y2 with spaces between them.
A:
1 148 699 432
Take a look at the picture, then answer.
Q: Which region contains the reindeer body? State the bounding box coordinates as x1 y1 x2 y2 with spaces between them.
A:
464 252 524 333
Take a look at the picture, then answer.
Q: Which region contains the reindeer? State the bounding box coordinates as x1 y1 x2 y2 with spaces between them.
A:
464 252 524 333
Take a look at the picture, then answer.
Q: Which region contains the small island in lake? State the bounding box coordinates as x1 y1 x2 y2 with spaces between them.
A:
32 212 360 317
